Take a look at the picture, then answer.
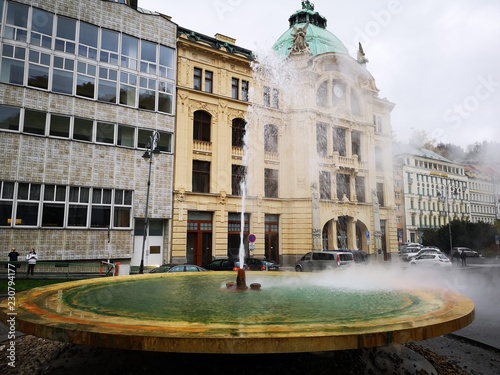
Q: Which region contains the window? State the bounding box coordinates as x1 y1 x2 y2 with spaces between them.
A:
272 88 279 109
113 189 132 227
319 171 331 200
316 123 327 157
138 76 156 110
1 44 26 85
27 50 50 89
264 124 278 153
156 131 173 152
100 29 119 64
30 8 53 48
355 176 365 202
193 68 202 90
377 183 385 206
117 125 135 147
23 109 46 135
119 71 137 106
232 118 246 148
4 1 28 42
55 16 76 53
76 61 96 98
68 186 89 227
49 114 70 138
15 183 41 226
52 56 74 94
352 131 361 160
192 161 210 193
265 169 279 198
0 105 21 131
158 81 173 114
121 34 138 70
78 21 98 60
351 91 361 115
205 71 213 93
73 117 93 142
316 81 328 107
231 165 246 196
42 185 66 227
263 86 270 107
374 115 383 133
232 78 239 99
242 80 249 101
96 122 114 144
0 181 14 226
91 188 112 227
336 174 350 201
140 39 157 74
193 111 211 142
333 127 346 156
159 45 174 79
98 67 118 103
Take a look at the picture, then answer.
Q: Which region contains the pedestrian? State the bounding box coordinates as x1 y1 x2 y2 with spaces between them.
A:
26 248 38 276
8 247 20 271
460 250 467 266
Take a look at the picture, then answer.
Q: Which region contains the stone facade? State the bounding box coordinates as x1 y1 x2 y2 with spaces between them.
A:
0 0 176 264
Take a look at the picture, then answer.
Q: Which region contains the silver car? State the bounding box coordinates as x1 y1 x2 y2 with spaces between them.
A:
295 251 354 272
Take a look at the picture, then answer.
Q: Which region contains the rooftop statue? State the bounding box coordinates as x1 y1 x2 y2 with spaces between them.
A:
302 0 314 11
357 42 369 65
290 22 310 55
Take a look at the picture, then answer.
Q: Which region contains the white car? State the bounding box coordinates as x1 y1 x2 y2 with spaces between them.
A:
409 253 452 268
401 246 422 261
408 247 442 261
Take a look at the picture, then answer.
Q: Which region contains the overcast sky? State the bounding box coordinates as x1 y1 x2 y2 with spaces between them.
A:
140 0 500 149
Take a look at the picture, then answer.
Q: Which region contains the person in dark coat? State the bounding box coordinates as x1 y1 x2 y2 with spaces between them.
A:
460 250 467 266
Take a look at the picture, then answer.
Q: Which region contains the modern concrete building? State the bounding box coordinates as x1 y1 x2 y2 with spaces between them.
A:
0 0 176 267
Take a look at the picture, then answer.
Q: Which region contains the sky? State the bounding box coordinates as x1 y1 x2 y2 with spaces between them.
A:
139 0 500 149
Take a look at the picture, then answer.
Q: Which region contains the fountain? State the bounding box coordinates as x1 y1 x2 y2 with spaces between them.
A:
0 270 473 354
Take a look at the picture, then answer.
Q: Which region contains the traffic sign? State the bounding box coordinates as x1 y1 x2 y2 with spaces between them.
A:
248 234 256 243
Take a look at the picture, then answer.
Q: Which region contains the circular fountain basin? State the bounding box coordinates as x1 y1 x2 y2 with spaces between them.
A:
0 272 474 354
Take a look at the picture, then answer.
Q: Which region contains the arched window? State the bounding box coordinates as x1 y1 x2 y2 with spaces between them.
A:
316 81 328 107
193 110 211 142
264 124 278 153
232 118 246 148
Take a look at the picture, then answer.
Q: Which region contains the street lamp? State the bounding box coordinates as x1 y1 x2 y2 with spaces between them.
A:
139 130 160 274
437 180 460 256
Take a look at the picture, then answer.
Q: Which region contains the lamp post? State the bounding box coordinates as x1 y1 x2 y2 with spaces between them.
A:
139 130 160 274
437 180 460 257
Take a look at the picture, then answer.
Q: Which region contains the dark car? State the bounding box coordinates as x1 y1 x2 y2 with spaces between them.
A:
245 258 280 271
204 258 247 271
149 264 207 273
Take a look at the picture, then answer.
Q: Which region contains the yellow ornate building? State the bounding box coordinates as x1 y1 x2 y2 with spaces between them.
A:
172 2 398 266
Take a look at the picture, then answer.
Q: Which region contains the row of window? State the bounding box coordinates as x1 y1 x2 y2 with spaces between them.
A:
0 181 133 228
0 104 173 151
194 159 380 204
193 67 249 102
0 1 175 112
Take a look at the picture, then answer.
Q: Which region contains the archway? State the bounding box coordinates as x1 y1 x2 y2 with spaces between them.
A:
322 216 369 251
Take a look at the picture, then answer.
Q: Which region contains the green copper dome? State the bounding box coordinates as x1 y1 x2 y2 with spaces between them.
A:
273 1 349 58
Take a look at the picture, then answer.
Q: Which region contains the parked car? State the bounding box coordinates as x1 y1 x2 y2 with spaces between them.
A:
149 264 207 273
452 247 479 257
399 242 422 254
148 263 177 273
407 247 442 261
400 246 422 261
244 257 280 271
349 250 368 263
295 251 354 272
409 253 452 268
203 258 247 271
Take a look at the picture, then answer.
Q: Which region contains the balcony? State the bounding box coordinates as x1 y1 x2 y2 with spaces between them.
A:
265 151 279 164
333 153 358 171
193 140 212 155
232 146 244 160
